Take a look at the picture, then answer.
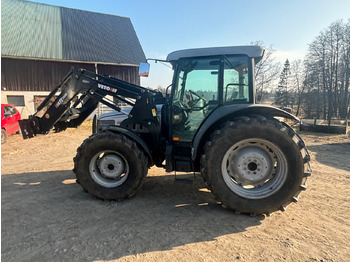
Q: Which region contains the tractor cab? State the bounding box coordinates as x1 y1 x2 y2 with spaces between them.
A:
162 46 265 171
167 46 264 142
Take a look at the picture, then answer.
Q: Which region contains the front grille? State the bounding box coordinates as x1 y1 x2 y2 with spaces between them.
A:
97 120 115 131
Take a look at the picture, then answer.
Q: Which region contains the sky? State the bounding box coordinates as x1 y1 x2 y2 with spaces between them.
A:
33 0 350 89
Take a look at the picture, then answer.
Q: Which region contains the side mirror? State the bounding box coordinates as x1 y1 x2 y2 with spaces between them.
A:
139 62 150 77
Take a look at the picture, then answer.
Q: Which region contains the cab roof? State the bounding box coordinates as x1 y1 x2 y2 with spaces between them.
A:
166 45 264 63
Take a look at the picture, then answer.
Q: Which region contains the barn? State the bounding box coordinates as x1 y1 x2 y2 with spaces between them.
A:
1 0 146 118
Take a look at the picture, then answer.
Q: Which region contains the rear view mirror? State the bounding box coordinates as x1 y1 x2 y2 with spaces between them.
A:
139 62 150 77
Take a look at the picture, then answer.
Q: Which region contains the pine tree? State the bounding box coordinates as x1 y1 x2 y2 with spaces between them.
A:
275 59 291 107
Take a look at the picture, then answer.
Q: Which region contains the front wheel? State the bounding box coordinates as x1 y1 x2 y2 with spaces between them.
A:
201 117 311 215
73 131 148 200
1 129 7 144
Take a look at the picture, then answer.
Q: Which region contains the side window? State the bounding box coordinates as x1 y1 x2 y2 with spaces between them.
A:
4 106 13 116
174 71 185 102
174 59 219 104
223 56 249 104
8 106 17 115
4 107 10 115
185 67 218 102
172 57 219 141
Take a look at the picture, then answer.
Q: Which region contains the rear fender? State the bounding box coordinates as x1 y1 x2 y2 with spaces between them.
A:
192 104 299 161
107 125 153 166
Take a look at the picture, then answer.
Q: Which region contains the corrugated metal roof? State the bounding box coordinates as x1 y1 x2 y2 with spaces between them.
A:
2 0 63 59
60 7 146 64
1 0 146 65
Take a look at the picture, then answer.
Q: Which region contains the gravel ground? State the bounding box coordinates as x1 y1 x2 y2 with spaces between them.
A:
1 124 350 261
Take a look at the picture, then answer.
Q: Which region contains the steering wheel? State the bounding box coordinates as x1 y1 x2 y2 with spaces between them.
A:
172 100 189 126
187 90 207 110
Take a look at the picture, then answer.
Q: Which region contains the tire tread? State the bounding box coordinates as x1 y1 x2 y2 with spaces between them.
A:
201 115 311 215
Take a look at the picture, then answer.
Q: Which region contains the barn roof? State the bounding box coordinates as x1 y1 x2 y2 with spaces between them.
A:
1 0 146 65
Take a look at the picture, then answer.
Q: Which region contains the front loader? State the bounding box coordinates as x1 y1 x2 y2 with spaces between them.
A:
20 46 311 215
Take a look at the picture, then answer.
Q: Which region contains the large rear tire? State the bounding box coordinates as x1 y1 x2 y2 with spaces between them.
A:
201 116 311 215
73 131 148 200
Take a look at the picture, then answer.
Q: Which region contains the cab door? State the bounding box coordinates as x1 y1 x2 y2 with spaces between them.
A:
171 57 220 143
168 57 220 172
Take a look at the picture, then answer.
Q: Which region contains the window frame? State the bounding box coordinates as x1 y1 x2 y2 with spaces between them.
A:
7 95 25 107
171 54 254 105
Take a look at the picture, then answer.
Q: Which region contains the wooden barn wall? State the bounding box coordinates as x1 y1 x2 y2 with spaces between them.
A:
97 64 140 86
1 58 140 92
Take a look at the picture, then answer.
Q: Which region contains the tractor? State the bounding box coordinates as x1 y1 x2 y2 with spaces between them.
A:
19 46 311 215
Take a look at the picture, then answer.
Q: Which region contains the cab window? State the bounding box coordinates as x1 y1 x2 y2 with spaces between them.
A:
223 56 249 104
172 57 220 141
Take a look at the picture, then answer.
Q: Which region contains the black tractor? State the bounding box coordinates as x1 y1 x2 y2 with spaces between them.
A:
20 46 311 215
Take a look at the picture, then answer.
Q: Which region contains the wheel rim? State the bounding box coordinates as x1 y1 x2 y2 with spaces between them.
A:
89 150 129 188
221 138 288 199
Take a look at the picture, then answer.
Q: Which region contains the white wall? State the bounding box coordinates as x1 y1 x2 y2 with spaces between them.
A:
1 91 117 119
1 90 52 118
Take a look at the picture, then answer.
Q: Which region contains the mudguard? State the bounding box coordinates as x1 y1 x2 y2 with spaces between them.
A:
107 125 153 165
191 104 300 161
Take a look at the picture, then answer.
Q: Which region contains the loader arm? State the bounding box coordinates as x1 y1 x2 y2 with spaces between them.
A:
19 67 164 139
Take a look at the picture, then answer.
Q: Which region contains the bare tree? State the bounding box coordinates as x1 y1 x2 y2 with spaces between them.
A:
303 20 350 121
290 60 306 116
250 41 281 103
340 20 350 119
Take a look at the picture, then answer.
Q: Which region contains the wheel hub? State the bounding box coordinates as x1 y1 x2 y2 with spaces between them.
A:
233 147 272 185
221 139 287 199
89 150 129 188
98 154 125 178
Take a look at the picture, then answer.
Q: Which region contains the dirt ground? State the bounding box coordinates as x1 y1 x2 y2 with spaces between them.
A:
1 123 350 262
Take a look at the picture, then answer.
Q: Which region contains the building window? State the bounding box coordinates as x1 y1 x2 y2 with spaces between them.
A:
7 95 25 106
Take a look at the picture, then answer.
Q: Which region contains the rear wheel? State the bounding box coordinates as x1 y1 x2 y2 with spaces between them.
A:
201 117 311 215
74 131 148 200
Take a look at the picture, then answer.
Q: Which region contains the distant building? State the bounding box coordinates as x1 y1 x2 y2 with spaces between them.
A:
1 0 146 117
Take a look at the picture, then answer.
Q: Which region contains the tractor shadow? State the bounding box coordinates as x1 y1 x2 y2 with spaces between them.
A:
307 142 350 172
2 170 264 261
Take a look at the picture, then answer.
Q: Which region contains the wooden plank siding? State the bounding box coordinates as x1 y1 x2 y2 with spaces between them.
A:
1 57 140 92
